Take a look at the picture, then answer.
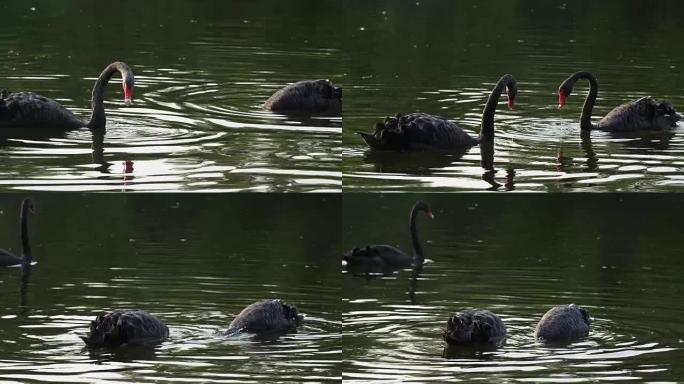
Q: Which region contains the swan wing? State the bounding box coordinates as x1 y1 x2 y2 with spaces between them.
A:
0 91 83 128
364 113 477 150
600 97 680 131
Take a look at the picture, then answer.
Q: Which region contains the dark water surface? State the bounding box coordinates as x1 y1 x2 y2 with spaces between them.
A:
0 0 342 192
343 194 684 382
342 0 684 192
0 194 341 382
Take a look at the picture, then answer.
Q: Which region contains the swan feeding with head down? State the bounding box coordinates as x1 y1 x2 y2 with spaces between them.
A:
0 61 134 130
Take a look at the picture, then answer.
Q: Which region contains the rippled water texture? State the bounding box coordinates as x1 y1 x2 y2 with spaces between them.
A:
342 0 684 191
0 0 342 192
0 194 341 382
342 194 684 382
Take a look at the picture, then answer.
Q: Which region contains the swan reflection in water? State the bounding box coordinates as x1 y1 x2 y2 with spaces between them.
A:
557 129 676 174
362 141 516 191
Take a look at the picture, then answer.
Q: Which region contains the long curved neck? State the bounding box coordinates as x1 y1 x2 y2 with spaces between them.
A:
87 63 126 130
480 75 515 143
20 202 31 263
574 72 599 131
409 207 424 264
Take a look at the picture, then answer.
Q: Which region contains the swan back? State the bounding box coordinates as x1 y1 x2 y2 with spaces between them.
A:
264 79 341 114
443 309 507 346
0 91 83 128
362 113 478 151
225 299 303 336
81 309 169 347
535 304 591 342
599 97 681 131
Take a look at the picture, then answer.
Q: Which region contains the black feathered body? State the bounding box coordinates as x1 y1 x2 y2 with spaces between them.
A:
0 91 84 128
81 309 169 347
360 113 479 151
264 79 341 114
224 299 303 336
0 249 23 266
443 309 507 346
534 304 591 342
343 245 414 269
599 97 681 132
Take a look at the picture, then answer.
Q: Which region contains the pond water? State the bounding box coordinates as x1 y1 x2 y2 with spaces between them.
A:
342 194 684 382
342 0 684 192
0 0 342 192
0 194 341 383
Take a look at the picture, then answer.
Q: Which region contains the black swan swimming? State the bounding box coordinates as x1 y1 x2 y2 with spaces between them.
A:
263 79 341 115
223 299 303 336
0 61 134 130
0 198 34 267
81 309 169 347
534 304 591 343
443 309 507 347
558 71 681 132
343 200 434 270
359 74 517 151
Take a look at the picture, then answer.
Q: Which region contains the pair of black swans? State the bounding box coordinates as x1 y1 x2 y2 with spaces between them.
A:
343 201 591 345
360 72 681 151
0 198 302 348
81 299 303 348
0 61 341 130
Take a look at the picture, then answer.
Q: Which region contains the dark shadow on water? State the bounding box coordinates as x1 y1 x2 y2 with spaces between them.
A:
0 127 70 144
480 142 515 191
266 110 341 128
408 265 422 305
442 343 502 359
363 148 469 175
361 142 515 190
0 127 119 174
85 344 161 362
91 129 111 174
19 264 31 318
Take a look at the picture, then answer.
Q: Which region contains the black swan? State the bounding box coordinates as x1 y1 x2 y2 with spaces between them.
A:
263 79 341 115
359 74 517 150
81 309 169 348
0 61 134 130
223 299 303 336
0 198 34 267
343 200 434 270
443 309 507 347
534 304 591 343
558 71 681 132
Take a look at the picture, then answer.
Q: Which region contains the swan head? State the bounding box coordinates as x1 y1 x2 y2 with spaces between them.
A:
121 70 135 105
558 89 569 110
415 200 434 220
22 198 35 215
506 77 517 109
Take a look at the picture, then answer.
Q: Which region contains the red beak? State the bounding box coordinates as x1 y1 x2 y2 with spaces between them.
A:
558 91 566 110
124 84 133 104
426 210 435 220
507 98 514 109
